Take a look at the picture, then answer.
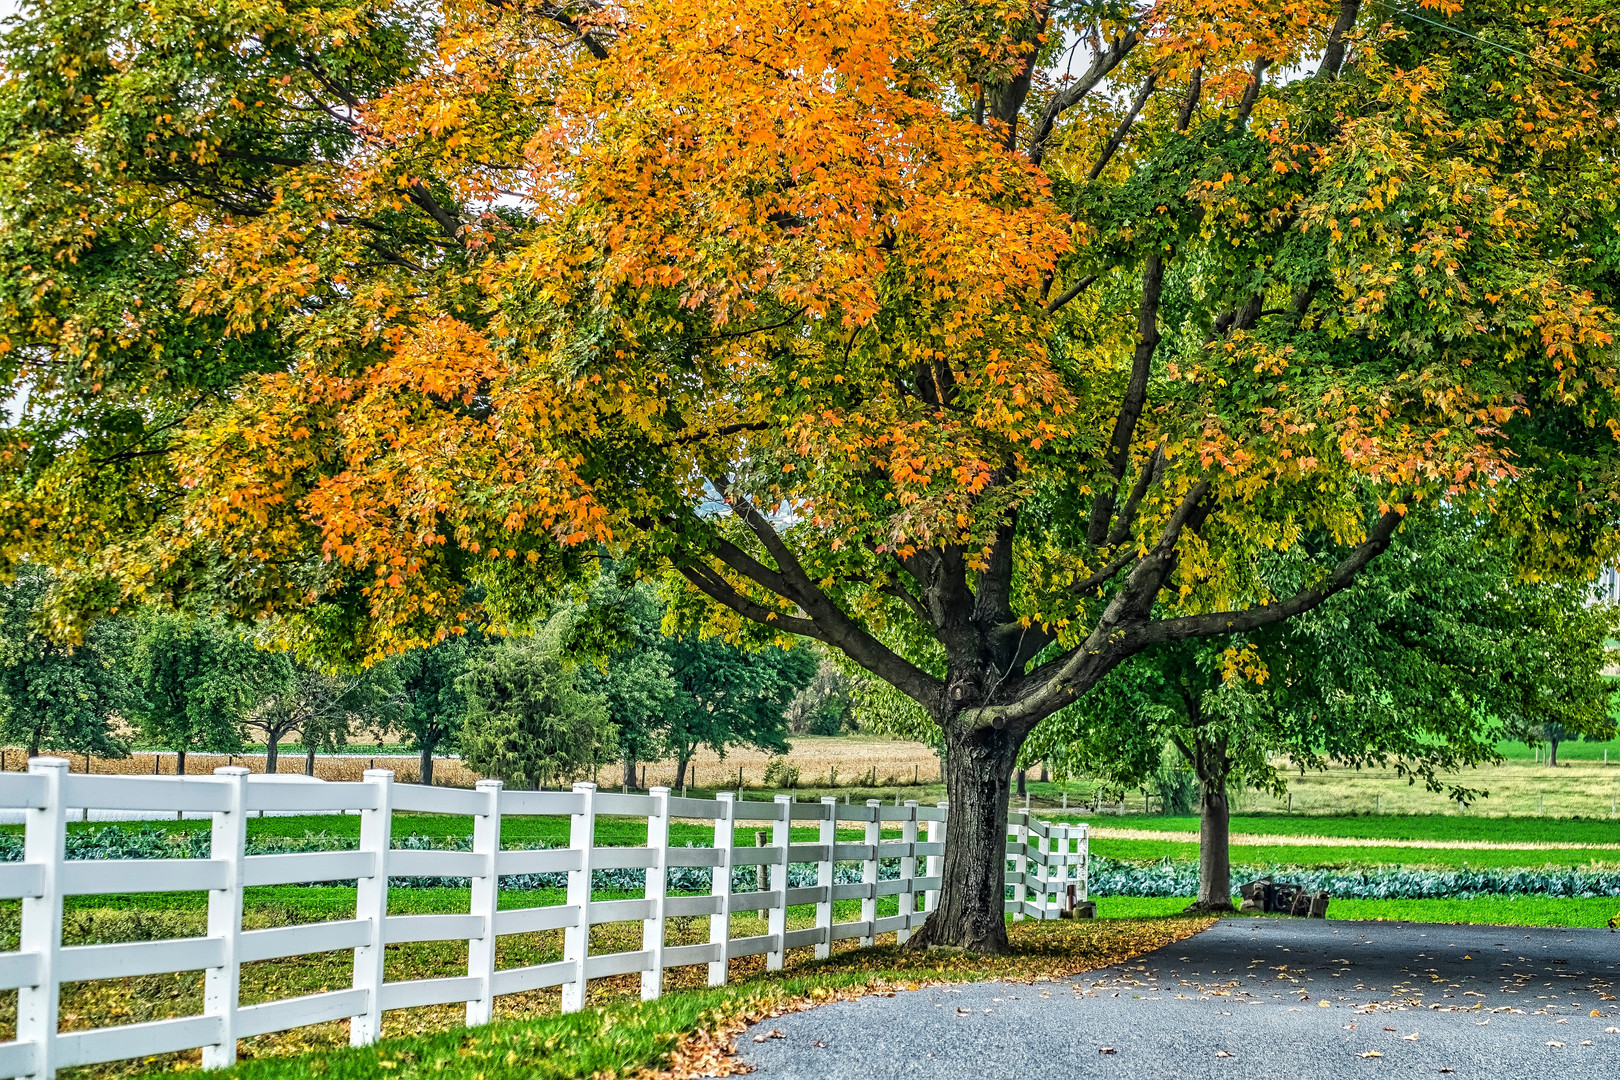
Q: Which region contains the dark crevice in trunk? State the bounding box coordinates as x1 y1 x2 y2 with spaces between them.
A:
906 719 1023 954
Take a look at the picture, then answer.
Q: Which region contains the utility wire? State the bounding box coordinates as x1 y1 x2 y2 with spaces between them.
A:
1372 0 1612 88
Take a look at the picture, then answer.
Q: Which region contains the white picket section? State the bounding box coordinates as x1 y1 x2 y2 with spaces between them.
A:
0 759 1087 1079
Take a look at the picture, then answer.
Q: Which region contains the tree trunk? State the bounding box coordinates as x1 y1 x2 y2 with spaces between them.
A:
420 744 434 785
1039 763 1048 783
1015 768 1026 796
906 720 1021 954
176 749 186 776
675 753 691 790
1548 738 1560 767
305 744 316 777
1190 771 1233 912
622 753 638 792
265 736 280 775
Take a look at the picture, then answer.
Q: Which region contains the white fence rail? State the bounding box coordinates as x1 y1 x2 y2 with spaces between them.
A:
0 758 1088 1079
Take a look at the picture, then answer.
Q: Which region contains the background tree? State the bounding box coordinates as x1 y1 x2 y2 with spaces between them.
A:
0 566 133 759
661 633 814 790
459 622 613 789
248 661 406 776
391 634 485 784
784 653 856 737
130 614 281 774
571 571 813 789
1028 511 1617 910
5 0 1619 950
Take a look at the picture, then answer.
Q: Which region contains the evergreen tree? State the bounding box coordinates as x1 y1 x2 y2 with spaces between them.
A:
459 621 612 789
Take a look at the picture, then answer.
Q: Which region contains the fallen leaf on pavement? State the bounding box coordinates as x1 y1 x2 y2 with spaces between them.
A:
1099 1047 1116 1055
1358 1051 1383 1058
751 1030 784 1043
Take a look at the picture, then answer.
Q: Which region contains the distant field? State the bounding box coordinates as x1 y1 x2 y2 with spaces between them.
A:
1073 813 1620 845
1090 837 1620 870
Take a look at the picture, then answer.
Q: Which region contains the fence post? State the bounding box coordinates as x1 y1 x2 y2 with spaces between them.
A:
766 794 791 970
1077 822 1089 903
1050 826 1071 919
898 801 918 942
641 786 670 1001
466 778 503 1026
1034 823 1052 920
924 799 946 914
708 792 735 986
203 767 249 1068
814 796 836 960
860 799 880 946
1010 810 1029 921
350 769 394 1046
562 781 598 1013
19 757 68 1080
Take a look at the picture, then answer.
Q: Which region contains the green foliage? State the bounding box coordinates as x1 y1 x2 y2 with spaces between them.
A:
1030 511 1617 804
571 571 813 787
129 613 284 767
0 565 132 757
459 619 612 789
389 633 486 782
783 653 855 736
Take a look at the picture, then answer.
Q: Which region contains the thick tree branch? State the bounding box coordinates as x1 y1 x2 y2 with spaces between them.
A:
1087 70 1159 182
1107 444 1166 547
1176 65 1203 132
1044 273 1097 315
677 563 825 640
1235 58 1271 127
1068 546 1140 596
406 181 466 247
1027 31 1140 166
703 475 945 707
1137 506 1406 645
982 480 1214 731
1087 253 1164 544
1316 0 1363 80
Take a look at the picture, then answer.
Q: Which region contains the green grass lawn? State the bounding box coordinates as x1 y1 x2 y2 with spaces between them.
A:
1091 837 1620 869
1096 894 1620 927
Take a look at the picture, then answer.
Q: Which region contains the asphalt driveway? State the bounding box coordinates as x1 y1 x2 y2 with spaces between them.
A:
737 918 1620 1079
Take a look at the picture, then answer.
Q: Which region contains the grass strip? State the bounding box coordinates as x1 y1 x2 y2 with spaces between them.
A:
1095 895 1620 928
192 914 1211 1080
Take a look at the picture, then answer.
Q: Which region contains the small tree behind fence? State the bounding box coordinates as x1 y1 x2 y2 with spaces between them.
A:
0 759 1088 1079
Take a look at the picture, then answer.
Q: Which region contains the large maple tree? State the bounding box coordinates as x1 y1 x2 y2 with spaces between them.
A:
3 0 1618 950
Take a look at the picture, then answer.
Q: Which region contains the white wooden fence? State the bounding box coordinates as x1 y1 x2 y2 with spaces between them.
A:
0 758 1088 1079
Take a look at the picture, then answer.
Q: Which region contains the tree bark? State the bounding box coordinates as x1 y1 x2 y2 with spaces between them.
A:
1191 771 1233 911
305 744 316 777
176 749 186 776
906 720 1022 953
622 753 638 792
265 736 280 775
675 752 692 790
1015 768 1026 796
420 744 435 785
1548 738 1560 767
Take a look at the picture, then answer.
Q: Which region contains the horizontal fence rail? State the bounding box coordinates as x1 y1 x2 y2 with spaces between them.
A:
0 759 1088 1079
